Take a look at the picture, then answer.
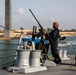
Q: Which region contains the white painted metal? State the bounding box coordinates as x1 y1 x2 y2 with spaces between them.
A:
59 50 63 58
16 49 30 68
44 60 56 67
30 50 41 67
8 49 47 73
59 50 70 60
23 41 35 50
19 67 47 73
62 50 70 60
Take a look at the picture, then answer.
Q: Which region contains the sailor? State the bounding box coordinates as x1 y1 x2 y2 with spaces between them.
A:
49 22 62 63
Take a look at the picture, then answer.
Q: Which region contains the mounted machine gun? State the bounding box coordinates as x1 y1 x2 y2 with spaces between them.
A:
29 9 53 43
29 9 53 61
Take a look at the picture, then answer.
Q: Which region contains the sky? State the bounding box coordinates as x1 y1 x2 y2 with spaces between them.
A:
0 0 76 30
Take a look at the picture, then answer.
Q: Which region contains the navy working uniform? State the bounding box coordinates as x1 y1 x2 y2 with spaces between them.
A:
49 28 61 63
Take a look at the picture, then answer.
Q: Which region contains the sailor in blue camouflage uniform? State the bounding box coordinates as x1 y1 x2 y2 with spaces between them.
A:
49 22 61 63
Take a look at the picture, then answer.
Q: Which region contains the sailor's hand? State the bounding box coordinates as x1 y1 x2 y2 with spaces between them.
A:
60 36 66 41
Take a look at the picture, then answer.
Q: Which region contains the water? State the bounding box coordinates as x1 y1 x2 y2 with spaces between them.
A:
0 36 76 67
58 36 76 55
65 36 76 44
0 39 20 67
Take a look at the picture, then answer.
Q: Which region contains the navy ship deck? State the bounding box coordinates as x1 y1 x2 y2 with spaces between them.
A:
0 56 76 75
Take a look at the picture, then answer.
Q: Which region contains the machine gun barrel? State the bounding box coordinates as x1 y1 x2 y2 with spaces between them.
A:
29 9 43 30
29 9 53 43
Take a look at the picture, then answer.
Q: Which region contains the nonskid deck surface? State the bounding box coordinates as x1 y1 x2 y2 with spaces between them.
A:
0 56 76 75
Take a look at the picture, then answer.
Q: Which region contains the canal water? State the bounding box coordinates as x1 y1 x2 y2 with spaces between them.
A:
0 39 20 68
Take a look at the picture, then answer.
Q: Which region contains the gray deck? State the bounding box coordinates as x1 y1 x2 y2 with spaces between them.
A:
0 56 76 75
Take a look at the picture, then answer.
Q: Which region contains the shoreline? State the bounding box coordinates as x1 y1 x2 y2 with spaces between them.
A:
60 32 76 37
0 31 76 40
